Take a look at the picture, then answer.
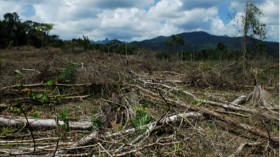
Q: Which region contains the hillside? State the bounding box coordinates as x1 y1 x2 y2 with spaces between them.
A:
131 31 279 55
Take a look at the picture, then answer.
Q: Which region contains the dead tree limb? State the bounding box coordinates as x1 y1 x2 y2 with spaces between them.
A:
130 83 279 143
0 117 92 130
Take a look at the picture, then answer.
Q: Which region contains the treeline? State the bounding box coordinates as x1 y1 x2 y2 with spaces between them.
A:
155 39 279 62
0 12 277 61
155 45 240 61
0 12 137 55
0 12 63 48
64 37 137 55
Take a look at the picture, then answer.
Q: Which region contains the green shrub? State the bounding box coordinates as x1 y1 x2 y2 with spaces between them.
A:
59 109 69 132
132 106 153 128
58 63 78 83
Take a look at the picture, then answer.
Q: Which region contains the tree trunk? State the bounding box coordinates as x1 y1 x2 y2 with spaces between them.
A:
242 35 247 72
242 1 249 73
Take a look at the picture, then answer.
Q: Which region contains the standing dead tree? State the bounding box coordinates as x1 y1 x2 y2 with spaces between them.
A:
241 0 266 72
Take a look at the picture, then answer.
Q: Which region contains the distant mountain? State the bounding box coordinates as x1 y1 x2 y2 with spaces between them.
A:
130 31 279 55
92 38 112 44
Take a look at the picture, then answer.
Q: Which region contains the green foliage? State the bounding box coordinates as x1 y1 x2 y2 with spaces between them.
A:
172 143 183 152
242 1 266 39
132 106 153 128
70 36 92 50
59 109 69 132
16 82 22 88
198 62 212 71
8 107 21 114
31 92 50 104
59 109 68 122
191 99 202 106
44 80 55 87
0 127 16 136
0 12 60 48
58 63 78 83
15 70 24 80
92 119 102 130
90 40 137 55
272 126 279 133
241 1 266 71
53 95 62 105
155 51 172 60
31 112 40 119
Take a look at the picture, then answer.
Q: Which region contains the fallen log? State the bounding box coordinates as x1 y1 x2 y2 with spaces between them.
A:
0 117 92 130
0 82 93 91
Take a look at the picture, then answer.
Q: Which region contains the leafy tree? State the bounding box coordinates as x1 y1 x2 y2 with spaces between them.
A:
241 0 266 71
170 34 185 60
255 42 266 57
0 12 60 48
71 35 91 50
216 41 227 63
1 12 21 47
35 23 54 47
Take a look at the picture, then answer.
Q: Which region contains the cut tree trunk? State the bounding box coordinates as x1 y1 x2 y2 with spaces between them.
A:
0 117 92 130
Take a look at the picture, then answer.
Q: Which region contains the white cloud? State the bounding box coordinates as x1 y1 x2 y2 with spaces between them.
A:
0 0 278 41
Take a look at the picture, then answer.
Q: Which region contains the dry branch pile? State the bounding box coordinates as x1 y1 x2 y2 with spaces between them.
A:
0 68 278 156
0 49 279 156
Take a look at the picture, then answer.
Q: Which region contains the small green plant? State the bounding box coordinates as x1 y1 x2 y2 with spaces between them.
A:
191 99 202 105
58 63 78 83
8 107 21 114
132 106 153 128
53 95 62 105
31 92 50 104
44 80 55 87
15 70 24 80
92 119 102 130
198 62 212 71
0 127 16 136
31 112 40 119
172 143 183 152
272 126 279 133
59 109 69 132
16 82 22 88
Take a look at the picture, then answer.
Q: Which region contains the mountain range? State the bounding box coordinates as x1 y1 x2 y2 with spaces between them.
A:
93 31 279 55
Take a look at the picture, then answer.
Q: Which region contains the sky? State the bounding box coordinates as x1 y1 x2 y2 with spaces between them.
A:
0 0 279 42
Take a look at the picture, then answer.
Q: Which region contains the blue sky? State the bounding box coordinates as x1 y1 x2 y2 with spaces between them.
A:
0 0 279 42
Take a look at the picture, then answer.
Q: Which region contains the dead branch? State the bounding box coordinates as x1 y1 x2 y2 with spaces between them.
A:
0 82 93 91
228 141 264 157
70 112 202 147
129 83 279 143
133 80 278 121
0 117 92 130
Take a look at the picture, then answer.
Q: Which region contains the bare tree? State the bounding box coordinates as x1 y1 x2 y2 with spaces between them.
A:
241 0 266 72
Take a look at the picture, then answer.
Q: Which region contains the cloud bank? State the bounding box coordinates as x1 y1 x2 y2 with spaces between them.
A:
0 0 278 41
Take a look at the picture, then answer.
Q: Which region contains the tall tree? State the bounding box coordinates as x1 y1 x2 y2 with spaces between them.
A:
170 34 185 60
217 41 227 64
0 12 59 48
241 0 266 72
2 12 21 47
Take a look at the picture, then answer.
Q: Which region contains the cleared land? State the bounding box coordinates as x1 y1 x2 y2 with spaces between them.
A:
0 47 279 156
